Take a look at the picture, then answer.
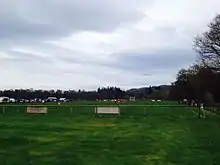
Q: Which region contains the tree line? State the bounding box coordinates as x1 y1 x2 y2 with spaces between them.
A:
0 86 169 101
169 14 220 106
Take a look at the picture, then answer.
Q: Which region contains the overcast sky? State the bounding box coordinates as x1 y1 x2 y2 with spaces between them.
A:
0 0 219 90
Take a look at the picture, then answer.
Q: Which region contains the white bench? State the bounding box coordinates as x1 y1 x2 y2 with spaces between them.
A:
95 107 120 115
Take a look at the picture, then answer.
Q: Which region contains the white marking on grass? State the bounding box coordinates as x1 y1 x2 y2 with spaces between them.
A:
191 109 198 115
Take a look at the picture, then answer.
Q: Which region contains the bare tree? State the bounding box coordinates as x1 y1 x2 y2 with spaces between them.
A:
194 14 220 71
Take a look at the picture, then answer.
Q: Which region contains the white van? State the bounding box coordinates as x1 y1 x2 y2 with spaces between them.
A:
0 97 9 103
9 98 16 102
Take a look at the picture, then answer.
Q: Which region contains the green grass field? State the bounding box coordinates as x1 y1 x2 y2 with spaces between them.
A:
1 101 220 165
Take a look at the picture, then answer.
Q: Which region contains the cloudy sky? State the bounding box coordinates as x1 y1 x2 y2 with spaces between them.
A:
0 0 219 90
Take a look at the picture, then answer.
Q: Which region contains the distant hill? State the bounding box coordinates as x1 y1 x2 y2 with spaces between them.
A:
126 85 171 93
125 85 171 99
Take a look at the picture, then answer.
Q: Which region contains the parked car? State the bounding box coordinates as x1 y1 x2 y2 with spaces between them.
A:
47 97 58 102
59 98 68 102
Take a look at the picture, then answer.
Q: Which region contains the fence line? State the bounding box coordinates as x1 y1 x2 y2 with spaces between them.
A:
0 104 187 107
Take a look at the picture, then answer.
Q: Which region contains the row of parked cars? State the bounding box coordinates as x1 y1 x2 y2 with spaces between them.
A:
0 97 69 103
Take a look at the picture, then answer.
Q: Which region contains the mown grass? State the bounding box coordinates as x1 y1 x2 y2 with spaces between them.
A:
0 103 220 165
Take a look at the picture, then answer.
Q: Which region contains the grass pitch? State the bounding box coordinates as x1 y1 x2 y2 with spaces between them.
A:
0 102 220 165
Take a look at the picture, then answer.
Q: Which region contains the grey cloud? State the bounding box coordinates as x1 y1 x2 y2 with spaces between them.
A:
31 0 145 30
0 0 146 42
60 48 197 76
112 49 197 73
2 50 52 63
0 50 55 75
0 19 61 40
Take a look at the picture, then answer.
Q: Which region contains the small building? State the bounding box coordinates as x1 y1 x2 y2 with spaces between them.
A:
129 97 135 101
